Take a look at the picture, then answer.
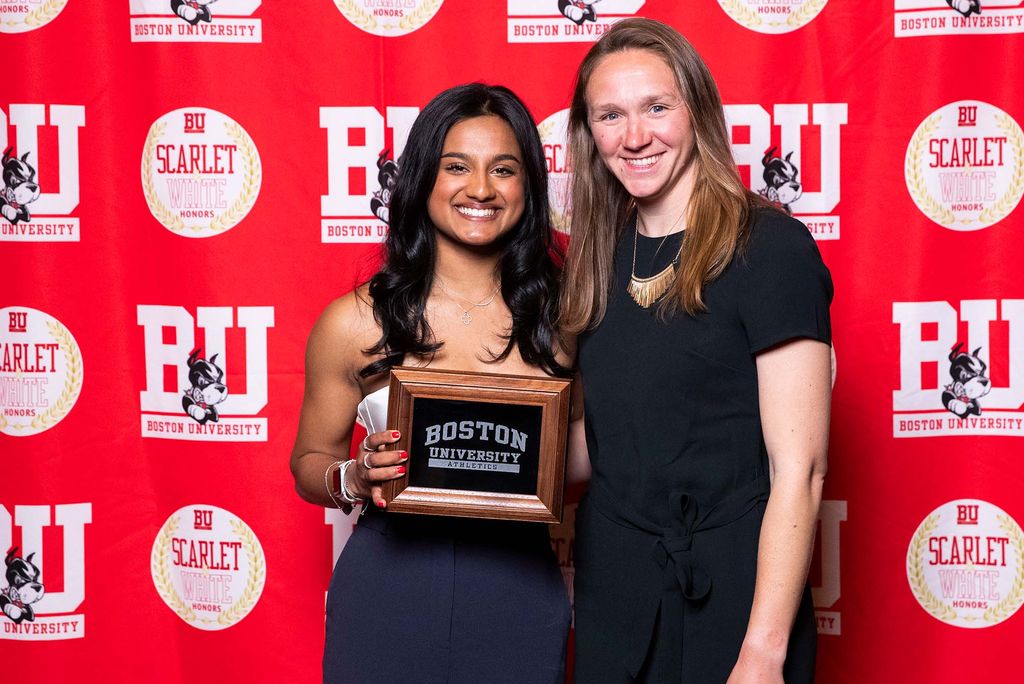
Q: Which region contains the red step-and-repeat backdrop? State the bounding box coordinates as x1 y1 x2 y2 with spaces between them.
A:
3 1 1023 681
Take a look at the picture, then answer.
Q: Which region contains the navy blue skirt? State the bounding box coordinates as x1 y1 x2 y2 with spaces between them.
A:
324 507 570 684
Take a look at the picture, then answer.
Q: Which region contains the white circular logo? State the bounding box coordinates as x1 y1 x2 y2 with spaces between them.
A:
538 109 571 234
151 504 266 630
717 0 827 34
142 108 262 238
905 100 1024 231
0 306 82 436
333 0 443 36
0 0 69 33
907 499 1024 628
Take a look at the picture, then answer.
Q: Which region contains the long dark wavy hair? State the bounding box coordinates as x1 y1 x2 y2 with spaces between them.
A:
360 83 569 378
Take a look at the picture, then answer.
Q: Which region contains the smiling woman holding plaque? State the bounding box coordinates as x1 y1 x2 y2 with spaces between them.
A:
289 84 574 684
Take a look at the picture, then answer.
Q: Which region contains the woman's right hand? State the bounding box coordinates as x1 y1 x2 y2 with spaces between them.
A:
346 429 408 508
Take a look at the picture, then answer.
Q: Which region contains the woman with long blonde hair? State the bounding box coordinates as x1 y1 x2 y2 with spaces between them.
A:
562 18 832 683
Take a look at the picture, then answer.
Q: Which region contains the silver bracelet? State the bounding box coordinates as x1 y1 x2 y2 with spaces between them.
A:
323 460 346 510
337 458 364 506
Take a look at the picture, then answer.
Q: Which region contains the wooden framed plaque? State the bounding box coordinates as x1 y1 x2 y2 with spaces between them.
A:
382 366 572 523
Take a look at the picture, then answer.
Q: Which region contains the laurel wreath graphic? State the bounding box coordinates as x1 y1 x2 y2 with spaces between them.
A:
24 319 83 431
976 114 1024 227
399 0 443 32
907 514 958 622
1 0 67 29
216 519 266 626
333 0 378 31
152 516 198 624
787 0 828 28
208 122 261 234
4 317 82 434
142 122 186 233
905 115 957 227
982 515 1024 624
718 0 763 29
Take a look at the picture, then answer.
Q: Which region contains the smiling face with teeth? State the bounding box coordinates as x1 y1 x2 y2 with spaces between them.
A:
427 115 526 251
586 49 697 221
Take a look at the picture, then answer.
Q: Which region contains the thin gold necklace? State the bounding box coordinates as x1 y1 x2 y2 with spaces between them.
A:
436 277 501 325
627 213 684 309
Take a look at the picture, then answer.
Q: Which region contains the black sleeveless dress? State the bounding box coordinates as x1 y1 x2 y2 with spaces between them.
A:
574 210 832 683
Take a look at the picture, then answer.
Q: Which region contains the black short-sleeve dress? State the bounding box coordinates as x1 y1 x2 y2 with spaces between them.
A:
574 209 832 683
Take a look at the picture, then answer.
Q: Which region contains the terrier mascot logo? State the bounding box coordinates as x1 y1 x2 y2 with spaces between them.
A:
0 548 44 625
172 0 217 24
947 0 981 17
0 149 41 226
941 343 991 417
558 0 600 24
370 150 398 224
182 348 228 424
760 146 804 213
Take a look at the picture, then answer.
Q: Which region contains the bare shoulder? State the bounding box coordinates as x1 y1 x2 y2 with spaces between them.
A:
306 284 380 378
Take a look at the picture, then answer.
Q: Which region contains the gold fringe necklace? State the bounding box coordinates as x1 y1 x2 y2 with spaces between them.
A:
627 214 684 309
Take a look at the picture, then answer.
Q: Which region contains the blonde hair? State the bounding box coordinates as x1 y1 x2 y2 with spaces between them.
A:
560 18 769 332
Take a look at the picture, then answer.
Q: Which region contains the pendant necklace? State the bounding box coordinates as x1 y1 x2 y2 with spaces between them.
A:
436 277 501 325
627 212 685 309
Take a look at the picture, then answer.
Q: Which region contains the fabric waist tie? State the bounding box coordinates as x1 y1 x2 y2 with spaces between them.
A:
588 474 771 680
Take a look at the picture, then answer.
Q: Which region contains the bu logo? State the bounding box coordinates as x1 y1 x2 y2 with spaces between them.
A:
0 503 91 640
958 105 978 126
957 504 980 525
892 300 1024 437
726 103 847 240
320 106 419 243
137 305 274 441
0 105 86 242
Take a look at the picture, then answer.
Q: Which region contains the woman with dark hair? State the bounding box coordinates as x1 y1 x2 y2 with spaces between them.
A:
289 83 572 684
562 18 832 683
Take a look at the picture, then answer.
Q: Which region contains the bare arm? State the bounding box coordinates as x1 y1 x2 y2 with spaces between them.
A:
289 293 404 509
729 339 831 683
565 372 591 485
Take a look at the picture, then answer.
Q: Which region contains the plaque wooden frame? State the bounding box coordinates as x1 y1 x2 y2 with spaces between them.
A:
383 366 572 523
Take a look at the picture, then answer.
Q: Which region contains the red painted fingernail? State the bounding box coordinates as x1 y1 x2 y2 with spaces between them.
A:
377 499 386 508
391 431 400 439
396 465 406 474
400 451 408 460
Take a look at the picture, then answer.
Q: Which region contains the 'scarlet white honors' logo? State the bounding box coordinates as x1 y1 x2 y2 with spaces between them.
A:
1 307 83 436
142 108 262 237
895 1 1024 37
538 109 571 233
905 101 1023 231
0 503 91 640
508 0 645 43
0 104 85 242
718 0 828 33
320 105 419 243
151 505 266 630
907 499 1024 628
727 103 848 240
0 0 69 33
893 299 1024 437
129 0 263 42
137 305 274 441
333 0 444 36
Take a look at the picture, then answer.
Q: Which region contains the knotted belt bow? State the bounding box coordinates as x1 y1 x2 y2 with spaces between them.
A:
591 474 771 679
